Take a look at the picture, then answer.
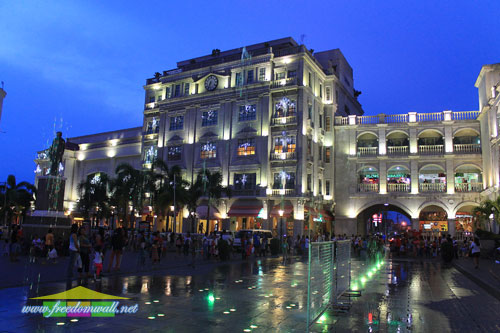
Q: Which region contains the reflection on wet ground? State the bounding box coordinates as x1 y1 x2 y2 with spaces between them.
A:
0 256 499 332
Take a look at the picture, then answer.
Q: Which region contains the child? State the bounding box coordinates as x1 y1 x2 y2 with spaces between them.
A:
93 247 103 281
152 240 159 264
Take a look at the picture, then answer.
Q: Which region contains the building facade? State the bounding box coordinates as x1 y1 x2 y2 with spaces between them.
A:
33 38 500 237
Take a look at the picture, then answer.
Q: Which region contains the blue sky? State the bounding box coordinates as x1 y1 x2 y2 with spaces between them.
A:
0 0 499 183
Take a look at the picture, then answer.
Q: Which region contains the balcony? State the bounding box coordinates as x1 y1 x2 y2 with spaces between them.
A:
387 183 410 192
357 147 378 157
418 145 444 155
271 116 297 126
270 151 297 161
271 189 295 196
358 183 379 193
454 183 483 192
387 146 409 156
453 144 481 154
270 77 297 89
232 188 263 196
144 102 158 110
419 183 446 192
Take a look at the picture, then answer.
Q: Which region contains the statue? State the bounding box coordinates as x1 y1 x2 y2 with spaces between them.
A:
48 131 65 176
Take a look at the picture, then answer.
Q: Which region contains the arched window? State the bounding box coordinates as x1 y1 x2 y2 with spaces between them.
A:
454 165 482 192
387 166 410 192
357 167 379 192
419 165 446 192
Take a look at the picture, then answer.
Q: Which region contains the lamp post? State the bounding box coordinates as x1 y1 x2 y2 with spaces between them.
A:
278 209 284 252
170 205 175 233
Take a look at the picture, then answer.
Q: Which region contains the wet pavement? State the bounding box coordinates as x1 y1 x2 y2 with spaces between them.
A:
0 255 499 332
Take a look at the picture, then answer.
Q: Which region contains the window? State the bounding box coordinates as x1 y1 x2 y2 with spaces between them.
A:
144 146 157 164
235 72 242 86
326 87 331 100
165 87 171 99
308 105 312 119
259 68 266 81
202 110 218 127
237 138 256 156
239 104 256 121
149 96 155 103
234 173 256 190
275 72 285 80
325 116 331 131
288 70 296 78
146 117 160 134
307 174 312 191
325 180 330 196
325 148 331 163
201 142 216 159
169 116 184 131
307 138 312 155
319 179 322 195
319 114 323 128
174 84 181 97
247 70 254 84
308 72 312 87
274 97 296 117
320 84 323 98
318 145 322 161
273 172 295 189
167 145 182 161
195 84 199 94
184 83 190 96
273 136 296 153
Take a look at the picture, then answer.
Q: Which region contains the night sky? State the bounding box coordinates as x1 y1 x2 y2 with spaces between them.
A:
0 1 499 183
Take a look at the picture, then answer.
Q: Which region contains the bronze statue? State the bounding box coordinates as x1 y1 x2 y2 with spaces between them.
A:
48 131 65 176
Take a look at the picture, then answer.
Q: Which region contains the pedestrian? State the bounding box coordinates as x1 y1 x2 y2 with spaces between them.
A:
66 224 80 283
305 236 309 255
470 237 481 269
253 233 261 257
282 236 289 263
176 234 183 257
184 232 192 256
78 227 92 283
93 246 103 281
107 228 124 272
151 240 160 264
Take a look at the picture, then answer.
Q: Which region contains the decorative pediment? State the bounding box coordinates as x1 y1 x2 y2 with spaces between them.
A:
199 131 219 140
238 126 257 134
168 135 184 143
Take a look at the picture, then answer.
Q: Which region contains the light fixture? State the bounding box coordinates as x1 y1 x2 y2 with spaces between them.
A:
384 203 389 206
278 209 284 217
170 206 175 212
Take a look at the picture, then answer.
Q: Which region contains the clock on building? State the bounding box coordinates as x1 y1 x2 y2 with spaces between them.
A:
204 75 218 91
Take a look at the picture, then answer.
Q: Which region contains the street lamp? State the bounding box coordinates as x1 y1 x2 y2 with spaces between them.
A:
278 209 284 252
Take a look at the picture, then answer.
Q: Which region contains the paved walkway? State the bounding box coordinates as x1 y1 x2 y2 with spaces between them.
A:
453 256 500 301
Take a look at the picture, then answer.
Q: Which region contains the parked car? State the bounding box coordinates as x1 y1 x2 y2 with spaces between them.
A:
215 230 235 242
233 229 273 250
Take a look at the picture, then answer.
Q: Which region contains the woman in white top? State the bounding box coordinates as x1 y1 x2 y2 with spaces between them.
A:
470 237 481 269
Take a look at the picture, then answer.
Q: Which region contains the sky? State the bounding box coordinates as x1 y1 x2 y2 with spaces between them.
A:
0 0 499 183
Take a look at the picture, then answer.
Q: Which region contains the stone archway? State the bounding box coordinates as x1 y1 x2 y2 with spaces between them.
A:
356 203 412 236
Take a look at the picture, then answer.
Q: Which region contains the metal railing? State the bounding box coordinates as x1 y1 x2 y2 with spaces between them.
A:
270 151 297 160
357 147 378 156
387 146 409 155
387 183 410 192
454 183 483 192
270 77 297 88
453 143 481 154
271 189 295 196
271 115 297 126
358 183 379 192
418 145 444 155
419 183 446 192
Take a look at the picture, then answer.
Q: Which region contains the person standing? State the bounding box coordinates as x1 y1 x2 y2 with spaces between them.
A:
93 246 103 281
78 227 91 283
45 229 54 253
66 224 80 283
282 236 289 263
470 237 481 269
107 228 124 272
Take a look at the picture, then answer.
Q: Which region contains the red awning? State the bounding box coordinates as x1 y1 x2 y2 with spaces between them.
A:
196 205 222 220
320 209 334 222
227 199 263 217
270 200 294 218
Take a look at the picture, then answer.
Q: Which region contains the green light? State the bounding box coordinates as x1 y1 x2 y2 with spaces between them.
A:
367 271 373 278
351 284 359 291
361 277 367 284
318 313 327 322
208 293 215 304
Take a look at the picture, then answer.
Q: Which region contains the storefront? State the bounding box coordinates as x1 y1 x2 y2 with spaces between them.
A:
196 203 222 234
455 212 476 233
227 199 264 231
269 200 294 238
419 210 448 232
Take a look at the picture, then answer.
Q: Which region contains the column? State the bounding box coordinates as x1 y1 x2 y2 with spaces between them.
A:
379 161 387 194
447 218 456 236
378 127 386 155
444 124 453 153
411 159 418 194
409 128 418 154
446 159 454 194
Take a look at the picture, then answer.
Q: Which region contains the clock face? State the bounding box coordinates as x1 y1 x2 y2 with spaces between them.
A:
205 75 218 91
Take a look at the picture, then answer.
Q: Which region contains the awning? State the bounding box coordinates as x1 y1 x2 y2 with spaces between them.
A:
227 199 263 217
270 200 294 218
320 209 334 222
305 205 319 219
196 205 222 220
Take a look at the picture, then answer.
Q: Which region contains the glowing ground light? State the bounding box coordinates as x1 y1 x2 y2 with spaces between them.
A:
360 277 367 284
317 314 327 323
286 306 292 309
351 284 359 291
244 329 251 332
56 323 65 326
153 300 159 303
199 289 204 292
230 308 236 312
158 314 165 317
205 288 209 291
223 311 230 314
215 297 221 300
250 325 258 328
148 316 156 320
70 319 78 322
367 272 373 278
208 294 215 303
145 302 151 305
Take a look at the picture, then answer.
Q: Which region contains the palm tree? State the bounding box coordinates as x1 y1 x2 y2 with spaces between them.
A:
197 169 231 232
0 175 36 225
77 172 111 227
184 178 203 233
473 196 500 232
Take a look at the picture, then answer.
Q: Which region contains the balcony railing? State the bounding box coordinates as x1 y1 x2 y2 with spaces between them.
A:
270 77 297 89
357 116 379 124
335 116 349 125
418 145 444 155
387 146 409 155
271 189 295 196
358 183 379 192
387 183 410 192
357 147 378 156
385 114 409 123
451 111 480 120
454 183 483 192
270 151 297 161
453 143 481 154
419 183 446 192
271 115 297 126
417 112 443 122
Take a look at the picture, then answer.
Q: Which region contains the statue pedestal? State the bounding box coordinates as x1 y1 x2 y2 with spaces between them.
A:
23 176 71 239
